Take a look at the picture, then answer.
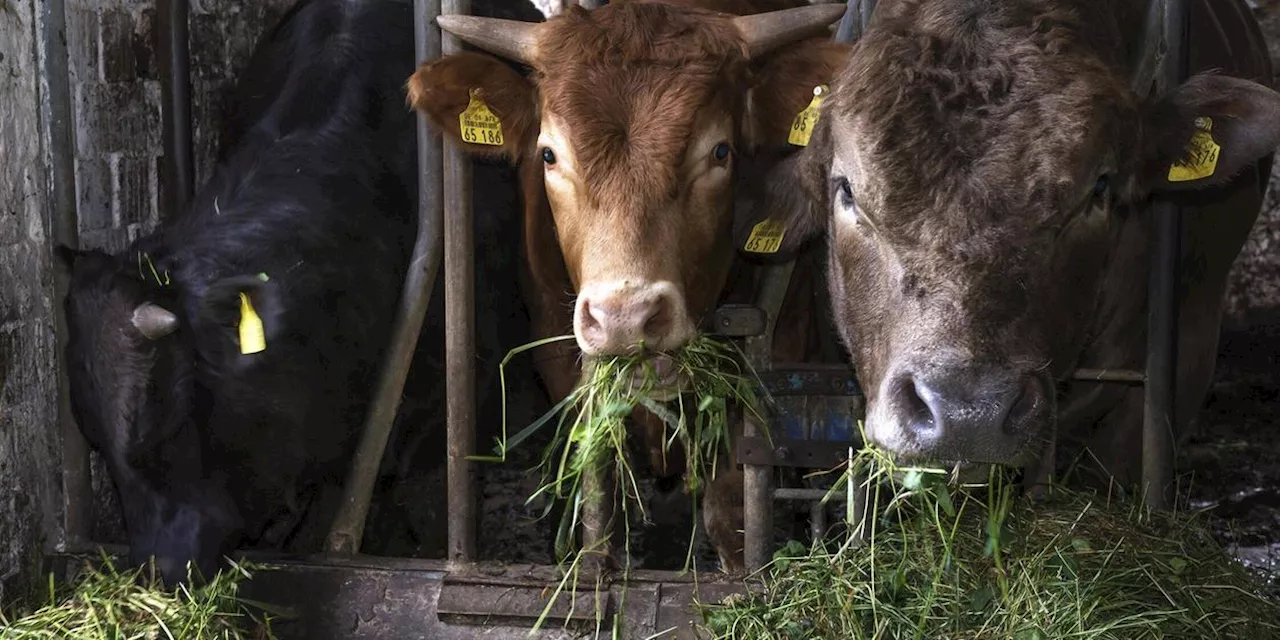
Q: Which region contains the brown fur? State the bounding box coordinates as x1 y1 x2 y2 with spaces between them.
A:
737 0 1280 482
406 0 850 572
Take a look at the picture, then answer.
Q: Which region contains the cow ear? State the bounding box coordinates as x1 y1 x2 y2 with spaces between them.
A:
743 38 850 149
199 274 286 362
733 122 833 261
406 51 537 162
1142 73 1280 193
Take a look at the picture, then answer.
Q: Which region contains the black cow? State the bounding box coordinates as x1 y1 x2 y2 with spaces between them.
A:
55 0 419 584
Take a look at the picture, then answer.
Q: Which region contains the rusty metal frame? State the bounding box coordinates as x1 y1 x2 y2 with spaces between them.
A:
441 0 479 566
157 0 194 218
1141 0 1187 512
40 0 93 551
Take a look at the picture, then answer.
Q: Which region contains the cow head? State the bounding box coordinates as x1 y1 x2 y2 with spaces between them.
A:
55 246 283 585
407 2 847 360
736 3 1280 468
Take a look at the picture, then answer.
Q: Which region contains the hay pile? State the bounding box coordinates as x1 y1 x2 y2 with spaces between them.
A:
699 447 1280 639
0 557 279 640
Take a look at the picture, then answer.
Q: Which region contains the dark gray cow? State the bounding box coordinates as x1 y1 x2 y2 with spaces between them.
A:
736 0 1280 485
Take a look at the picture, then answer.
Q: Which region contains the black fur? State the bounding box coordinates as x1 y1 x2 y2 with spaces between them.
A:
57 0 419 585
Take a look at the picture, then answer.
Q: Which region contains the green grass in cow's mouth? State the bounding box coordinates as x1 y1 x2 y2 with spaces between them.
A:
489 333 765 634
0 555 283 639
698 444 1280 639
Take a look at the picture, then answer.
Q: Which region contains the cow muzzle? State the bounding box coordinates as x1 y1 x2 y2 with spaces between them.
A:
574 280 695 357
868 364 1053 467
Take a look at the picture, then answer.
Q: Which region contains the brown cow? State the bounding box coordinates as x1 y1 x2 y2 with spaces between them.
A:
735 0 1280 487
406 1 850 572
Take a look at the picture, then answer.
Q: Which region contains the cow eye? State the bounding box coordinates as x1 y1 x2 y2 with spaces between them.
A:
832 177 855 208
541 148 557 165
1093 175 1110 198
712 142 732 162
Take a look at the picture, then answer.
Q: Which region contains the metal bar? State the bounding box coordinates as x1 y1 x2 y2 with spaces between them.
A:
741 261 795 572
157 0 194 216
1143 0 1186 512
808 500 827 540
1070 368 1147 384
859 0 876 34
324 0 445 554
835 0 860 42
39 0 92 548
775 488 842 501
442 0 477 566
580 467 614 571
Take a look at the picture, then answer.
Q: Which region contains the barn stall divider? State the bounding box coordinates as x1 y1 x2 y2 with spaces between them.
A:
43 0 1187 636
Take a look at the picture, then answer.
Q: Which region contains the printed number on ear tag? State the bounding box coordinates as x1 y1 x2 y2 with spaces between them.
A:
238 293 266 355
744 218 787 254
788 85 827 147
1167 116 1220 182
459 88 504 147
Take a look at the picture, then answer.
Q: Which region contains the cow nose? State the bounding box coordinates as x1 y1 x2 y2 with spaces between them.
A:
574 281 691 356
878 368 1048 463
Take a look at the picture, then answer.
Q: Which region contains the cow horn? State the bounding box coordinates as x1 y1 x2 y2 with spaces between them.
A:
132 303 179 340
436 15 538 65
734 4 849 60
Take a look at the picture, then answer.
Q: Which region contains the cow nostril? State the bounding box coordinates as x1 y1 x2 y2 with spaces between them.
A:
581 299 603 332
896 376 936 437
1006 376 1044 432
642 297 673 342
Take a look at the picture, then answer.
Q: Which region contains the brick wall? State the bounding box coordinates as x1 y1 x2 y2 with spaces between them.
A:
0 0 66 605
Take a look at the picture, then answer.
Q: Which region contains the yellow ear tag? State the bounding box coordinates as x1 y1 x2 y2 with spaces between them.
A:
743 218 787 254
1167 116 1221 182
459 89 504 147
788 85 827 147
238 293 266 355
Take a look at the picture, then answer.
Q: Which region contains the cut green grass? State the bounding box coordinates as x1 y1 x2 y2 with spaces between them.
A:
489 333 766 635
699 444 1280 640
0 555 281 640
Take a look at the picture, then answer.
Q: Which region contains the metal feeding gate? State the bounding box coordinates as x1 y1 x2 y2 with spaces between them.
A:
44 0 1191 637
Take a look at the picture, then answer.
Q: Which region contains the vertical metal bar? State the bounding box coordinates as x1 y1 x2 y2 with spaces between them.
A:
808 500 826 541
859 0 876 34
742 262 795 572
39 0 92 548
580 467 614 571
835 0 860 42
324 0 445 554
157 0 194 217
442 0 477 566
1142 0 1185 512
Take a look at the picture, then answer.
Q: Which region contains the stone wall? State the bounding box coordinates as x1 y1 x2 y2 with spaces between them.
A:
0 0 66 605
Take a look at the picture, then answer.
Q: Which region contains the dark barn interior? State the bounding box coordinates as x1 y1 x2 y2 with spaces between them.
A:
2 0 1280 637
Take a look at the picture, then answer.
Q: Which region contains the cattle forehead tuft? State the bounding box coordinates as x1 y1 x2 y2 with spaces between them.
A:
533 3 750 203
